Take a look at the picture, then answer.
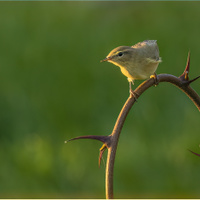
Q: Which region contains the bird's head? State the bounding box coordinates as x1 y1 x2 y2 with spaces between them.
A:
101 46 133 68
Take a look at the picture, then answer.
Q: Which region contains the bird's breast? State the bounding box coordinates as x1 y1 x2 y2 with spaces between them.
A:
120 61 159 80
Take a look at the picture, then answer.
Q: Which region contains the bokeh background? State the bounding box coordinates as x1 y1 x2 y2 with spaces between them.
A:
0 1 200 198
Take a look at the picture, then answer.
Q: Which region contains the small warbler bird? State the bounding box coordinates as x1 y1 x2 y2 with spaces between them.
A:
101 40 162 95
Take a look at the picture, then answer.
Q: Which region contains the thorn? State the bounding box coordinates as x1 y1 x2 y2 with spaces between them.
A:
185 51 191 80
65 135 109 144
99 144 107 167
178 51 199 85
188 149 200 157
179 51 190 81
187 75 200 85
66 135 111 167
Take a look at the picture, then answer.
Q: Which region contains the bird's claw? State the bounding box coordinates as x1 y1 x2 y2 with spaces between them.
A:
129 80 138 100
130 89 139 101
150 73 159 86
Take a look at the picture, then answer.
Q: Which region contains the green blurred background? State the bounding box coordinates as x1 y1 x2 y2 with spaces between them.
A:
0 1 200 198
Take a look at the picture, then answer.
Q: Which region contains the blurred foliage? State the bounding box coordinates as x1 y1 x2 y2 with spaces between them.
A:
0 1 200 198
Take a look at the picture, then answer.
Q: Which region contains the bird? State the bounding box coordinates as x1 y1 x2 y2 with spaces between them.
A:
101 40 162 96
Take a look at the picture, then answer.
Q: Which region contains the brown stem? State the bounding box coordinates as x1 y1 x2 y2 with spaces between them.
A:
106 95 136 199
105 73 200 199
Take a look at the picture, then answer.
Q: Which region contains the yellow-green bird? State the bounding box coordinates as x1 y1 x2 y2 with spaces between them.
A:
101 40 162 95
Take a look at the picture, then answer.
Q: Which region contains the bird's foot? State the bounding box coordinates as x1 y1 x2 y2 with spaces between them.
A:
150 73 159 86
129 80 138 100
130 89 139 101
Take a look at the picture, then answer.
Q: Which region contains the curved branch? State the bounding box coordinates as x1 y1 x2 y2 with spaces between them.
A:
106 73 200 199
67 53 200 199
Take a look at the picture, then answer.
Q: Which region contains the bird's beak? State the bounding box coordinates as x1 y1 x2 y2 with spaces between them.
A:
100 57 111 62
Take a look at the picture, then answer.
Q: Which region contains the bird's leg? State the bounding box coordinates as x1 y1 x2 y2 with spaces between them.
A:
129 80 138 100
150 72 159 86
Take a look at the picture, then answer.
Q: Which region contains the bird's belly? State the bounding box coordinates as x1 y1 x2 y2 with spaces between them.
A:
120 62 159 80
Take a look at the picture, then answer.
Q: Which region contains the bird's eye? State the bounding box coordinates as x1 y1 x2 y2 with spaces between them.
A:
118 52 123 57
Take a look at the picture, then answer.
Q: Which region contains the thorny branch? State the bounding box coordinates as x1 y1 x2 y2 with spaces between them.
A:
66 52 200 199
